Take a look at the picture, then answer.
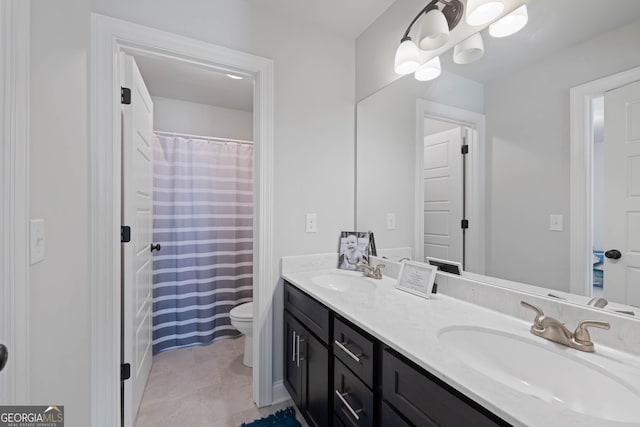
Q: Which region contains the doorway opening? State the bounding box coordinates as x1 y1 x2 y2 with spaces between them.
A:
119 52 257 426
90 15 275 427
422 118 470 268
415 99 486 274
569 65 640 300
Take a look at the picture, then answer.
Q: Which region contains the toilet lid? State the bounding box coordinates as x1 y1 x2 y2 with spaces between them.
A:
230 302 253 320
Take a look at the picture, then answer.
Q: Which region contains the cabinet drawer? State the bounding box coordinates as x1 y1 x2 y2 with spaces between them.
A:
381 400 415 427
284 282 330 344
333 316 374 388
334 358 374 427
382 348 509 427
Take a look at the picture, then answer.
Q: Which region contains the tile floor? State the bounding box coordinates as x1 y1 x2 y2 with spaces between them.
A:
135 335 307 427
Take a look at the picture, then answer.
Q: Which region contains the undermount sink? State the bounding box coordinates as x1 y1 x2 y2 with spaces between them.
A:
438 326 640 423
310 272 375 292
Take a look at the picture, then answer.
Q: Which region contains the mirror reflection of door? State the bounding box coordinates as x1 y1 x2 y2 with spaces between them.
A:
592 96 605 298
423 119 469 267
602 80 640 307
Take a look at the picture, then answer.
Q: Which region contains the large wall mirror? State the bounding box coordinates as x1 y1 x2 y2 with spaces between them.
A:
356 0 640 313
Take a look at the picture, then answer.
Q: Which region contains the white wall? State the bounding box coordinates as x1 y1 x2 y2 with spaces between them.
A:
29 0 91 425
152 96 253 141
27 2 355 421
484 19 640 291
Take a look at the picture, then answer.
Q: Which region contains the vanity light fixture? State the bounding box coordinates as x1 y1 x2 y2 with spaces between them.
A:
489 4 528 37
394 0 527 81
453 32 484 64
418 7 450 50
415 56 442 81
466 0 505 26
394 0 464 77
225 73 243 80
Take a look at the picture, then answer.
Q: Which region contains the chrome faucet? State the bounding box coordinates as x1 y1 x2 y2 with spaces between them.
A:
357 260 385 279
520 301 610 352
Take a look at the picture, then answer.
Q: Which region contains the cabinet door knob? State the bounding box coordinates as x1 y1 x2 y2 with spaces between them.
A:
150 243 161 252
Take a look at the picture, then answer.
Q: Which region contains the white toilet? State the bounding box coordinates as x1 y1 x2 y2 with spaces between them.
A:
229 302 253 367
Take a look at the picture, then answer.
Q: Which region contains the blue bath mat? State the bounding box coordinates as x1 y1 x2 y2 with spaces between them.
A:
240 406 301 427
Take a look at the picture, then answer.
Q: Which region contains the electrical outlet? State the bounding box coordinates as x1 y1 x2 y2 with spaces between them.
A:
549 214 563 231
386 213 397 230
305 213 317 233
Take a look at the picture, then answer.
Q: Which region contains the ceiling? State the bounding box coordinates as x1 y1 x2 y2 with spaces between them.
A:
134 0 640 110
134 55 255 112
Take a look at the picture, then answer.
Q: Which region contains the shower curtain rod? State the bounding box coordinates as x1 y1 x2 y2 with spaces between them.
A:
154 130 253 145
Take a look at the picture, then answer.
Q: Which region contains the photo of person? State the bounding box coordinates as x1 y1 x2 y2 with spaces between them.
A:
337 231 370 271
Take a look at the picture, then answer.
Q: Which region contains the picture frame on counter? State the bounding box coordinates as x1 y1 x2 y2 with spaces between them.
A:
396 261 438 299
337 231 371 272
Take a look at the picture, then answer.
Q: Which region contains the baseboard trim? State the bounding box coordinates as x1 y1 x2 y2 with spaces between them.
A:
271 380 291 405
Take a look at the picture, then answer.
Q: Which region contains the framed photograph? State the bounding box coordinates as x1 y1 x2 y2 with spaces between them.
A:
396 261 438 299
425 257 462 275
337 231 371 271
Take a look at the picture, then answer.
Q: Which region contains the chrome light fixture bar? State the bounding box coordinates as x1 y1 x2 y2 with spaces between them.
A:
394 0 529 81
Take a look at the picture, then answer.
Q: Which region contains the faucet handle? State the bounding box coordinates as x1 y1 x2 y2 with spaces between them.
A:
372 263 385 279
520 301 545 329
573 320 610 344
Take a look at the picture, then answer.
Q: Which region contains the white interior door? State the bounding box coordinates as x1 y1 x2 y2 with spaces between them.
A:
423 127 464 264
121 54 154 426
604 79 640 307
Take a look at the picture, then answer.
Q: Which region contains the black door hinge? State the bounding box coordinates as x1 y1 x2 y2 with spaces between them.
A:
461 144 469 155
121 226 131 243
461 219 469 229
121 363 131 381
121 87 131 105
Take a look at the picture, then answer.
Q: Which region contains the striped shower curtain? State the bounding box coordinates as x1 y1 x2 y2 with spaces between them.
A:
151 134 253 354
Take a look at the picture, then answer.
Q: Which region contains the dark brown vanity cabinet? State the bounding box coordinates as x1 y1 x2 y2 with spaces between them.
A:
382 348 510 427
283 283 330 427
332 316 377 427
283 281 510 427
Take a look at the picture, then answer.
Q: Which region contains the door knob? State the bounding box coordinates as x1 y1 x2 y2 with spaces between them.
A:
0 344 8 372
605 249 621 260
150 243 161 252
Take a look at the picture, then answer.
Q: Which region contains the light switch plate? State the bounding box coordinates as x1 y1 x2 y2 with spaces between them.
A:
386 213 397 230
549 214 563 232
305 213 317 233
30 218 45 264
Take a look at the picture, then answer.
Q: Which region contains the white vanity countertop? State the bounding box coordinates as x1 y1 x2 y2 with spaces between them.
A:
282 268 640 427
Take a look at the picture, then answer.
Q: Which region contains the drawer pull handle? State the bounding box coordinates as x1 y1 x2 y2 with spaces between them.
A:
334 340 362 363
335 390 362 421
296 336 305 367
292 331 296 362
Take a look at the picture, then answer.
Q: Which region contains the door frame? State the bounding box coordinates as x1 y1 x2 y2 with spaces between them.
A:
569 65 640 296
90 14 275 426
415 99 486 273
0 0 31 405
